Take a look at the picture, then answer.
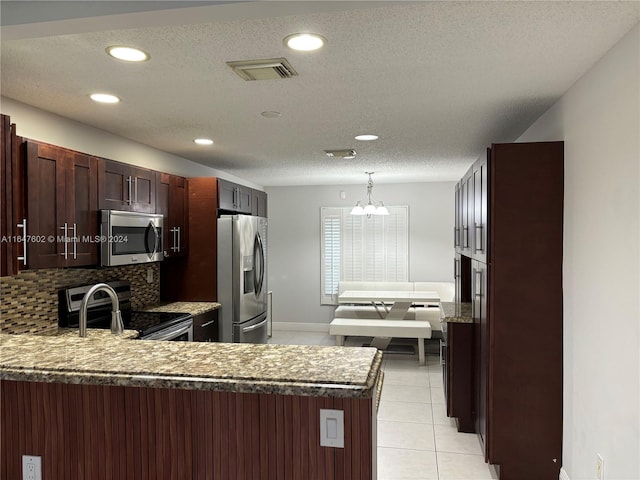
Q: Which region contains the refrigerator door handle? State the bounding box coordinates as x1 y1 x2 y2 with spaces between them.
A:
242 318 267 333
254 233 265 295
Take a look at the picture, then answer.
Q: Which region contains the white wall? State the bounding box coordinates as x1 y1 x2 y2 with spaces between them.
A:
0 96 261 188
517 24 639 480
265 182 455 325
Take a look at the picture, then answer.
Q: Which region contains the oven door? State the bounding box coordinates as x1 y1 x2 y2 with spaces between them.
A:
141 319 193 341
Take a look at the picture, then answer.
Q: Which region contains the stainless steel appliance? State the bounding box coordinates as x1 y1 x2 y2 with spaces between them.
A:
100 210 163 266
217 214 268 343
59 281 192 341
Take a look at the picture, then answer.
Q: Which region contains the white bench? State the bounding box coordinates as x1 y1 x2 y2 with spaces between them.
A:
329 318 432 366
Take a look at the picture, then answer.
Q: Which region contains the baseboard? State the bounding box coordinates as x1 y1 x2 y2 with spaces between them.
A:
559 467 570 480
272 322 330 333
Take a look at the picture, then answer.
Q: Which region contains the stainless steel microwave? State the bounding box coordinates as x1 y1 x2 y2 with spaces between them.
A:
100 210 163 266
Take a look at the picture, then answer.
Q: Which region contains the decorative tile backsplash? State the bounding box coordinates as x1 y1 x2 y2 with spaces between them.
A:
0 264 160 335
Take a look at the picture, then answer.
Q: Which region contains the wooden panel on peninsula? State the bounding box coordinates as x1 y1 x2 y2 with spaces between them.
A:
1 334 382 479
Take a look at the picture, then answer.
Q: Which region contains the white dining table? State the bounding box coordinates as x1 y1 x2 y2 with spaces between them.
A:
337 290 441 350
338 290 441 320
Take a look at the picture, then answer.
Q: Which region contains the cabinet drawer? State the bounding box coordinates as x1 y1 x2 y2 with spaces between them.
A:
192 310 219 342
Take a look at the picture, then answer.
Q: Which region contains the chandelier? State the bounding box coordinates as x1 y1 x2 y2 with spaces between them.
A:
350 172 389 216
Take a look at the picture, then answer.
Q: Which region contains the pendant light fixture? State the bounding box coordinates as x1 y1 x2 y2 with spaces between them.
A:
350 172 389 216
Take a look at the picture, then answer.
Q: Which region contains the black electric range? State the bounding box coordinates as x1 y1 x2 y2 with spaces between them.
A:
59 280 193 340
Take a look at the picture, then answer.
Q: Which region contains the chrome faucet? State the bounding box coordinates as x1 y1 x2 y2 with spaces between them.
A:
79 283 124 337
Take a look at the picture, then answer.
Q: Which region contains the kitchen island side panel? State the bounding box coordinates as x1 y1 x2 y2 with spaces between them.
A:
0 379 375 480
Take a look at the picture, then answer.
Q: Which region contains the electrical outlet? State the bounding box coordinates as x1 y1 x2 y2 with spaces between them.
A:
596 454 604 480
22 455 42 480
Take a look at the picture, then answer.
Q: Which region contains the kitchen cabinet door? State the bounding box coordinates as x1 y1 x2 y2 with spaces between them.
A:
98 159 155 213
460 171 473 257
454 182 461 252
25 141 99 269
1 114 25 276
472 152 488 263
472 259 488 457
65 151 99 266
445 321 475 433
192 310 219 342
251 189 268 217
217 178 251 214
157 172 188 258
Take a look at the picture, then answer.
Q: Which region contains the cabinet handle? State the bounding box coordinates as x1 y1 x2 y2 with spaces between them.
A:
463 227 469 248
200 320 216 328
475 270 483 297
474 223 484 253
16 218 27 266
71 223 77 259
60 223 68 259
454 258 458 278
126 176 133 205
454 227 460 247
177 226 181 252
134 177 138 204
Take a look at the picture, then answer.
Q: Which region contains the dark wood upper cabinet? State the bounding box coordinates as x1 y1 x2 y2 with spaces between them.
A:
24 141 99 269
472 151 488 263
1 114 25 276
251 188 268 217
217 178 251 214
160 177 217 302
156 172 188 258
98 159 155 213
460 170 473 257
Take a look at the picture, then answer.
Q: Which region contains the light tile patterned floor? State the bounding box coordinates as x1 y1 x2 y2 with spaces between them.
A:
269 330 498 480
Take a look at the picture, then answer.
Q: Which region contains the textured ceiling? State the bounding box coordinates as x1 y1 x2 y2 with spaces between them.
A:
2 1 639 186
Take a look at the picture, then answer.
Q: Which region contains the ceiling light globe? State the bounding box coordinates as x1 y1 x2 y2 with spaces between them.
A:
284 33 326 51
355 134 379 141
194 138 214 145
375 205 389 215
363 204 377 215
350 205 365 215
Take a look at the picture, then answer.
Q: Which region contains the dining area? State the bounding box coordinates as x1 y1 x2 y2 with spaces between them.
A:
328 281 454 365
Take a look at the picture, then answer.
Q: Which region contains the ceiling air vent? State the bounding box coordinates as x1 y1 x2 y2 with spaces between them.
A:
227 58 298 81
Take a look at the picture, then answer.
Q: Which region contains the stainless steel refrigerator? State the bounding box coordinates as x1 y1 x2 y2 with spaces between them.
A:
217 214 268 343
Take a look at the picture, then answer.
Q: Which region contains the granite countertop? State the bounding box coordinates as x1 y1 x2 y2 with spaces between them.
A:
439 302 472 323
141 301 221 316
0 334 382 399
48 328 139 340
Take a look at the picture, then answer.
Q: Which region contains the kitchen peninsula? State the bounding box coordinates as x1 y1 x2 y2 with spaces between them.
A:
1 334 382 479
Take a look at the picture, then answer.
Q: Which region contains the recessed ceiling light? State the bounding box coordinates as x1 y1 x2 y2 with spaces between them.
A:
194 138 214 146
89 93 120 104
355 134 379 141
261 111 281 118
106 45 150 62
284 33 326 52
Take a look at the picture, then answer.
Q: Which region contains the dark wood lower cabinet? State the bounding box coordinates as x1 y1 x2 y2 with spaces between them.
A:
443 321 474 433
1 380 374 480
192 310 219 342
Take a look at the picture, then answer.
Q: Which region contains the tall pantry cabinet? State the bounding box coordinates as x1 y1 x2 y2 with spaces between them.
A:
456 142 564 480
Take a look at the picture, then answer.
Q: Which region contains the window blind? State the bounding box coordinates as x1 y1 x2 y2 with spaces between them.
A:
320 206 409 304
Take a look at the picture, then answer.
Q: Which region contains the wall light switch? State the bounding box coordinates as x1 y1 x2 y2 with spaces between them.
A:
320 409 344 448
